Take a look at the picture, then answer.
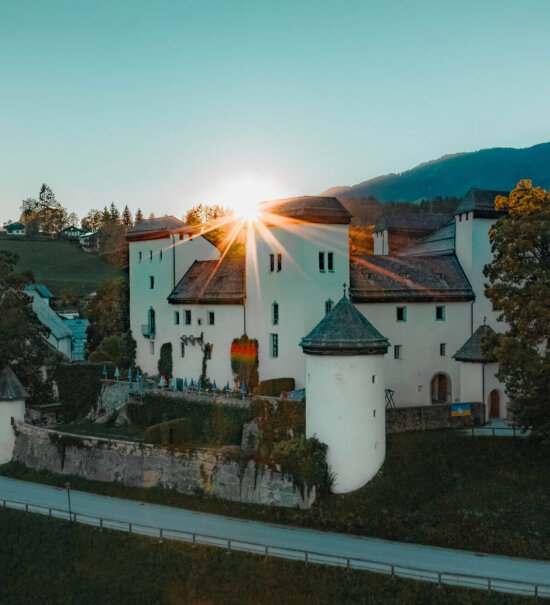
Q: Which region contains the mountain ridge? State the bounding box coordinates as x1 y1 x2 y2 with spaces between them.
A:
322 143 550 202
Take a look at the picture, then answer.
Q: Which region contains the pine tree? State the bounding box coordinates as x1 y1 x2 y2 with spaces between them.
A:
135 208 144 224
121 205 133 229
109 202 120 223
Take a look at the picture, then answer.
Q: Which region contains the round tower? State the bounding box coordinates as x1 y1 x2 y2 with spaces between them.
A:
300 293 389 493
0 366 28 464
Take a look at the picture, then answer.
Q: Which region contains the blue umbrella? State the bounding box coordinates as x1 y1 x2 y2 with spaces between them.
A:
128 368 132 380
212 380 217 390
136 370 141 382
184 377 188 388
226 381 230 392
190 378 195 387
114 367 120 380
102 364 107 376
241 382 246 394
197 378 202 390
170 377 177 390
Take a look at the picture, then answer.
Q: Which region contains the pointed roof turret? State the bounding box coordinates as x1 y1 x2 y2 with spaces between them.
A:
0 366 29 401
453 324 496 362
300 295 389 356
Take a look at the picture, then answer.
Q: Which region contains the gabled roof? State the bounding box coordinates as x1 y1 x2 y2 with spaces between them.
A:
374 213 452 233
26 290 73 340
5 222 24 231
126 216 193 241
24 284 54 299
398 221 456 257
300 295 389 355
61 225 83 232
168 258 245 305
453 324 496 362
62 317 89 340
350 254 474 303
0 366 29 401
260 196 351 225
455 188 509 218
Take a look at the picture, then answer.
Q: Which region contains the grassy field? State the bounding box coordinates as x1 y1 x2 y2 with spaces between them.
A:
0 236 125 296
3 431 550 561
0 507 542 605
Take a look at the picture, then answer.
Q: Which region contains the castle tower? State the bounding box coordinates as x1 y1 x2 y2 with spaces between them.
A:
300 292 389 493
0 366 28 464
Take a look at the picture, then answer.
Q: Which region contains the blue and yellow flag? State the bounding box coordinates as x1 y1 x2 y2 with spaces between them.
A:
451 403 471 417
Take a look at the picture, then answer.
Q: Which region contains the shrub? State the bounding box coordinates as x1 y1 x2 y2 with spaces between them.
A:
230 335 259 392
145 418 193 445
158 343 173 381
251 398 305 448
53 364 103 422
257 378 295 397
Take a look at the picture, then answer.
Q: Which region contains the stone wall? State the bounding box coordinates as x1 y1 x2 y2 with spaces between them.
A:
12 423 314 509
386 402 485 433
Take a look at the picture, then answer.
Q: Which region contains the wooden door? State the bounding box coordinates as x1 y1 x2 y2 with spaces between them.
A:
489 390 500 418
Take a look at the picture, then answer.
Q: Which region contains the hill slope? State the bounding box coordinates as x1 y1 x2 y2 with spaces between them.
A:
0 237 125 296
324 143 550 202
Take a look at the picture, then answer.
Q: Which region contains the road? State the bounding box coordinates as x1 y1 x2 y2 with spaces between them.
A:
1 476 549 597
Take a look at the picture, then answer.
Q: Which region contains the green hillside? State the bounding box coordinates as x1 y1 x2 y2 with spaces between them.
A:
324 142 550 202
0 236 125 296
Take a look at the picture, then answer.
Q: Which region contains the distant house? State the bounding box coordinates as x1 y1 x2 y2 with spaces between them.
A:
59 315 90 361
5 222 25 235
61 225 84 239
24 284 54 306
79 231 99 252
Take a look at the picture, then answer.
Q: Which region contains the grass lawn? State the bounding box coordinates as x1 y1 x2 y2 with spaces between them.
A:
3 431 550 561
0 507 542 605
0 236 125 296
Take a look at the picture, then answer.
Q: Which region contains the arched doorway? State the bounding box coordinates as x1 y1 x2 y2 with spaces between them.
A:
489 390 500 418
431 373 451 404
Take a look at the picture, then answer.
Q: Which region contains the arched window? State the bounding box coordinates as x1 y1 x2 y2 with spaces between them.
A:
148 307 156 335
431 373 451 404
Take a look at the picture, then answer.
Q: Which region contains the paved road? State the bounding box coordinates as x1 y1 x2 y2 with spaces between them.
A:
1 476 549 597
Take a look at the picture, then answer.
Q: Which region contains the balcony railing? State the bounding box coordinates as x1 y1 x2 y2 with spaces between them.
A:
141 324 155 339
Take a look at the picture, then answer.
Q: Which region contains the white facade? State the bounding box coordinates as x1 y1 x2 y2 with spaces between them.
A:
0 400 25 463
305 353 386 492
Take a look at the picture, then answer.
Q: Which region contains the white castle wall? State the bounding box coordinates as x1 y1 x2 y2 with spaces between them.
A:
245 222 350 388
305 354 386 493
0 400 25 463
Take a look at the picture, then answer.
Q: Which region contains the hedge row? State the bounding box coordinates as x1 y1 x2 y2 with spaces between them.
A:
250 398 305 445
128 394 252 446
256 377 295 397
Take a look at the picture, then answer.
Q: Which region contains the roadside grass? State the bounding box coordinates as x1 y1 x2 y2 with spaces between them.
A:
2 431 550 560
0 507 543 605
0 237 124 296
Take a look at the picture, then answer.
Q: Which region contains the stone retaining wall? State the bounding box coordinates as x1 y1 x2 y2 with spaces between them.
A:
11 423 314 509
386 402 485 433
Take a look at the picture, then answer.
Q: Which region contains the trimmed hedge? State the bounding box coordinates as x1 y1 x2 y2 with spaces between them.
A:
128 394 251 446
145 418 193 445
257 377 295 397
53 364 103 422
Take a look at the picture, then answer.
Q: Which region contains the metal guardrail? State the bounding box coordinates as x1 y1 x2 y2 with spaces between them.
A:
2 497 549 598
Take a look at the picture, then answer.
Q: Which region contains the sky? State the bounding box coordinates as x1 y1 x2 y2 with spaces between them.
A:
1 0 550 223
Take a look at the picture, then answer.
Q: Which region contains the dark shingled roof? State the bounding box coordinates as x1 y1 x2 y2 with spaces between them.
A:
260 196 351 224
455 188 509 218
168 258 245 305
0 366 29 401
350 254 474 303
126 216 192 241
453 325 496 362
398 222 456 257
300 296 389 355
374 213 452 233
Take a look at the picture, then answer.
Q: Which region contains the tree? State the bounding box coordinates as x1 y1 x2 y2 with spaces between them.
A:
109 202 120 224
158 342 173 380
86 278 129 353
88 331 136 369
483 180 550 443
122 205 133 229
135 208 144 223
81 209 102 232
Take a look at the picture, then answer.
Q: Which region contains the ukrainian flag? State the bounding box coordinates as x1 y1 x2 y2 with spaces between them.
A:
451 403 471 417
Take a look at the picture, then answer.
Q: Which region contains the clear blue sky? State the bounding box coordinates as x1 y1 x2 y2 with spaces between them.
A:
1 0 550 222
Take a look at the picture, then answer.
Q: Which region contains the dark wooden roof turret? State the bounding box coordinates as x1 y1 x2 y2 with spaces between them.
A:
453 324 496 362
454 188 509 219
300 295 389 356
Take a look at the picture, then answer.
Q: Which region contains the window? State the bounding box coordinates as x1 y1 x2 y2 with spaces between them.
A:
139 251 142 262
148 308 156 334
440 343 446 356
436 305 445 321
325 299 333 315
269 254 274 272
277 253 282 272
372 375 376 384
180 342 185 357
319 252 325 272
270 333 279 358
149 341 154 355
159 250 163 261
327 252 334 272
149 276 154 289
394 345 401 359
174 311 180 325
149 250 153 261
396 306 407 322
198 318 202 326
208 311 215 325
459 215 462 222
272 302 279 325
185 310 191 325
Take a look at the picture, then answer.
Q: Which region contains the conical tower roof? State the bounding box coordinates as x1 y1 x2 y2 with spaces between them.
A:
0 366 29 401
300 295 389 356
453 324 496 362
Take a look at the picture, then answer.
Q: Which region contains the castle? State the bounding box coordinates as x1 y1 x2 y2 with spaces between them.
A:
127 190 508 422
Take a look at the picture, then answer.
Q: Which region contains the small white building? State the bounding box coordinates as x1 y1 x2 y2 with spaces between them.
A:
5 222 25 235
0 366 28 464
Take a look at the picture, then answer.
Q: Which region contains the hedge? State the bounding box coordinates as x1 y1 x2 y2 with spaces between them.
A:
257 377 295 397
250 398 305 446
52 364 103 422
145 418 193 445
